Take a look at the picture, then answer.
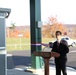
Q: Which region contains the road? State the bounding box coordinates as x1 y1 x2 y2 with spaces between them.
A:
7 47 76 69
67 47 76 69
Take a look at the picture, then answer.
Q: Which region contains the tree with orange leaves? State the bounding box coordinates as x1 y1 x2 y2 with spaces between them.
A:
42 16 67 38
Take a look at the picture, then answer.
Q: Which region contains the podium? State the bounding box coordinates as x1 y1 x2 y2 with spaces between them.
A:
34 52 51 75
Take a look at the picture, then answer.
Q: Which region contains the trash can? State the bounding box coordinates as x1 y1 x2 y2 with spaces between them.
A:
0 8 11 75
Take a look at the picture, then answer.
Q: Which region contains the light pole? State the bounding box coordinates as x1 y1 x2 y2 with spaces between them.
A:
18 34 23 50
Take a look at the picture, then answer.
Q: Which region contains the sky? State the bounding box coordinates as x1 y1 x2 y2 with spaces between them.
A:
0 0 76 27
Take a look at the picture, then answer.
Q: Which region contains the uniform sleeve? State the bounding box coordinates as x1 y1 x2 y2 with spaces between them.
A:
64 41 69 53
51 42 56 52
61 40 69 54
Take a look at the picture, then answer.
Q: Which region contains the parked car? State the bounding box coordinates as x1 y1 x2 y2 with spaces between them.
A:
61 37 76 47
49 37 76 47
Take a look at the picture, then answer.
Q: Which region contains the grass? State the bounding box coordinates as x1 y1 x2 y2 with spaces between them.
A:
6 38 55 52
6 38 30 51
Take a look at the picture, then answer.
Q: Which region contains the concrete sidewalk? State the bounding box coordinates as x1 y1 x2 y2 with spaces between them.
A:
7 66 76 75
35 66 76 75
7 69 36 75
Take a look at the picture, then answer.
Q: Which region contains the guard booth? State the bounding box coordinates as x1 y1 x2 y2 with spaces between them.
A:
0 8 11 75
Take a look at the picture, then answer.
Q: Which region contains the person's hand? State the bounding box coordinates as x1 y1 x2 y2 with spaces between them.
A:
51 52 60 57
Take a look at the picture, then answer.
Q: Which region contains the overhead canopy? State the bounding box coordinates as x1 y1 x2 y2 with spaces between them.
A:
0 8 11 18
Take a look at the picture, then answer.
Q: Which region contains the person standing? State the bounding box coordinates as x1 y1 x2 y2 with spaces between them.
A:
51 31 69 75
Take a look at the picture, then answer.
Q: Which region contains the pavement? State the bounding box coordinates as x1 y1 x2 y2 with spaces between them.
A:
34 66 76 75
7 66 76 75
7 69 36 75
7 47 76 75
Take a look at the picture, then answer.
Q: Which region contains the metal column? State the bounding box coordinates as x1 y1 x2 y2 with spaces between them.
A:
30 0 42 69
0 8 11 75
